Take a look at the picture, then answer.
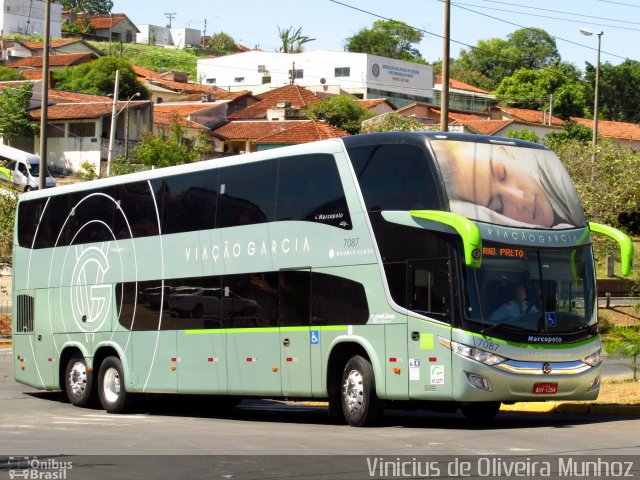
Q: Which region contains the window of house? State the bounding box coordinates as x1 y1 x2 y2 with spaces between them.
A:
234 77 245 83
288 69 303 79
334 67 350 77
205 78 216 84
46 123 65 138
68 122 96 138
257 65 266 73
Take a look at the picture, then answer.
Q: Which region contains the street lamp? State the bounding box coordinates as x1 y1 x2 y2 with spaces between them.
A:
580 28 603 158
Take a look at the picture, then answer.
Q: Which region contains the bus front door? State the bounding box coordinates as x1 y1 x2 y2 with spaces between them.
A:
406 259 453 401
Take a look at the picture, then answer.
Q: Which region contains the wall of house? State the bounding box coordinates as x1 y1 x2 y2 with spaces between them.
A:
0 0 62 37
170 28 200 48
35 121 101 175
136 25 173 46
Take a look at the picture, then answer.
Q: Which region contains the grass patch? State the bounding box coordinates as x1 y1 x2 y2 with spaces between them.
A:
594 379 640 405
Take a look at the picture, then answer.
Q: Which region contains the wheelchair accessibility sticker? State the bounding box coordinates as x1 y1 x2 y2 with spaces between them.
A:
310 330 319 345
545 312 557 328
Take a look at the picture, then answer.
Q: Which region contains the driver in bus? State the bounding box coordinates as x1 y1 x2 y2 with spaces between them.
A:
489 284 538 321
432 140 585 228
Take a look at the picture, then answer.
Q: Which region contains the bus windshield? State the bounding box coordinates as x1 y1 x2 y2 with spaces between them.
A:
463 244 596 335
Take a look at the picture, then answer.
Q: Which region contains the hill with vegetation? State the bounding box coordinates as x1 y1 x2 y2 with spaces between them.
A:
88 41 203 80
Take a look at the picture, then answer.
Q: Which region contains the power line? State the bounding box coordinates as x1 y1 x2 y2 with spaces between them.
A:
451 0 640 31
440 0 629 60
598 0 640 7
455 0 640 26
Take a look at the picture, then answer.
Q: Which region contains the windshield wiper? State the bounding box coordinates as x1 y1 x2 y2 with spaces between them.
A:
480 322 537 335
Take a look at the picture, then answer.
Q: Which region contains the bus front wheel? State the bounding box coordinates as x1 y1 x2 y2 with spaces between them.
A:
98 356 135 413
341 355 382 427
64 354 94 407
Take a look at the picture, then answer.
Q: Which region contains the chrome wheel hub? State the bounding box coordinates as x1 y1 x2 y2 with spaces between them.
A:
103 367 121 404
343 369 364 416
68 361 87 398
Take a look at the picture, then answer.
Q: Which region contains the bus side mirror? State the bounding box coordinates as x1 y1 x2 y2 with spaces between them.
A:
588 222 634 277
410 210 482 269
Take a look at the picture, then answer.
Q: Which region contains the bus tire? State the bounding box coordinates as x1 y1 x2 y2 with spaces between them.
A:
341 355 382 427
98 356 135 413
460 402 501 422
64 354 94 407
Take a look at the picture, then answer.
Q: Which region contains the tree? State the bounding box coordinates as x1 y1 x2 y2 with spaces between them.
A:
132 119 208 168
0 83 38 146
361 112 426 133
207 32 237 55
585 60 640 123
0 190 17 265
505 128 539 143
345 20 424 62
456 28 560 90
0 67 24 81
603 327 640 381
305 96 374 134
494 63 587 119
61 0 113 13
549 138 640 230
52 57 148 100
277 26 315 53
544 120 593 149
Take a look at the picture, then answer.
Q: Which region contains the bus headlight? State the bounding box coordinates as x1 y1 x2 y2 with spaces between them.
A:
440 338 506 366
581 348 603 367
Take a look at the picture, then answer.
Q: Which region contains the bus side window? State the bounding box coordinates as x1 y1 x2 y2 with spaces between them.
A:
408 259 451 322
217 161 277 228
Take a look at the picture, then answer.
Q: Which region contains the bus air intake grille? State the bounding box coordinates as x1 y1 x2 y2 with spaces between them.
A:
16 294 34 333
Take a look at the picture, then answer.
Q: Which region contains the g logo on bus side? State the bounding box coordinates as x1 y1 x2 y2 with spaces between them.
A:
70 245 112 333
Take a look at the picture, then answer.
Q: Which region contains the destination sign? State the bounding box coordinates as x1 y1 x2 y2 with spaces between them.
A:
482 247 526 258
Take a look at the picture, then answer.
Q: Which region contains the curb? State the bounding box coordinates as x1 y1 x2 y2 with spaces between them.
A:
500 402 640 416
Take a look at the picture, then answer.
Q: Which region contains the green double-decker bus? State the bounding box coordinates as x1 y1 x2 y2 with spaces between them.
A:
12 132 633 426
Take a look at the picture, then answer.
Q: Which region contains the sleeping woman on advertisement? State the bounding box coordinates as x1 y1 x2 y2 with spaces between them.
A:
430 140 586 229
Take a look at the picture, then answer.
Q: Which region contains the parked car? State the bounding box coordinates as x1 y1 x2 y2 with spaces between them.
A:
0 144 55 191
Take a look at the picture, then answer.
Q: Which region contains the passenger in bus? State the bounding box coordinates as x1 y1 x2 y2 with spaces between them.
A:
489 285 538 321
432 140 585 228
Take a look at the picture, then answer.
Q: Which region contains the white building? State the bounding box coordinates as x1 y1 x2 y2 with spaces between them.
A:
136 25 201 48
0 0 62 37
197 50 433 108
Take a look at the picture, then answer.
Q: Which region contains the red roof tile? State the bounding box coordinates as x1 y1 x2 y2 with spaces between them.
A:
48 90 112 103
358 98 394 109
154 103 218 116
464 119 514 135
229 85 319 119
214 121 303 140
434 75 492 95
10 53 96 68
154 111 208 130
256 120 349 143
498 107 565 126
29 101 148 120
72 13 126 30
571 117 640 142
17 39 79 50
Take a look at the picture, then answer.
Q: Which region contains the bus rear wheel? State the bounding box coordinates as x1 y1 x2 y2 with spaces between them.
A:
98 356 135 413
460 402 501 422
341 355 382 427
65 354 94 407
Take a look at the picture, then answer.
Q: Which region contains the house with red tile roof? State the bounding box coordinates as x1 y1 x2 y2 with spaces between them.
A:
254 121 349 151
571 117 640 149
63 12 139 42
433 75 496 114
357 98 395 115
26 85 152 175
4 38 103 60
230 85 320 120
133 66 258 114
9 52 98 70
213 119 348 154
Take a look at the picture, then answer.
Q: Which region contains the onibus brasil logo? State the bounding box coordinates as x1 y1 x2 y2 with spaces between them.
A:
70 244 112 333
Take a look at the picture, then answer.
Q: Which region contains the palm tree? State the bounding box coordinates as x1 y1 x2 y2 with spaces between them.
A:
277 26 315 53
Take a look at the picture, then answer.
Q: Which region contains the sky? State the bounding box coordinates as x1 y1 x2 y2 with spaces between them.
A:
112 0 638 69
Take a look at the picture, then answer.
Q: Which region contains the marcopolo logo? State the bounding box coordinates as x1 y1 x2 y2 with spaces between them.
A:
70 244 112 332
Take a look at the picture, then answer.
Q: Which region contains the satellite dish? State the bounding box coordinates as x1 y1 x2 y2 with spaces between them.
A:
320 78 326 85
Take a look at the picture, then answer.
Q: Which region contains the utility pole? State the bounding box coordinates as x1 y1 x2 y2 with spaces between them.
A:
202 18 207 49
440 0 450 132
289 61 295 85
165 12 176 28
38 0 51 190
106 69 120 177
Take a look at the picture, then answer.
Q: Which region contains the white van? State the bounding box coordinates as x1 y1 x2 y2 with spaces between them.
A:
0 144 55 191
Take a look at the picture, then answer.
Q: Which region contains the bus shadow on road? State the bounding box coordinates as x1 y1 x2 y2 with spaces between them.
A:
23 391 636 429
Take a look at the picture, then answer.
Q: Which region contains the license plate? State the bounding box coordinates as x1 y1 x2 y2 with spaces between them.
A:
533 383 558 394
